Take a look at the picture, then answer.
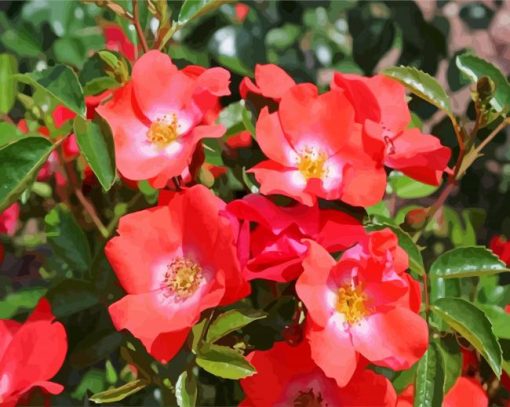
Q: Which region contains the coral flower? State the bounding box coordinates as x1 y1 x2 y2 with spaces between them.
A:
240 64 296 107
249 83 386 207
97 50 230 188
296 230 427 386
106 185 250 362
240 340 396 406
331 73 451 185
227 194 365 282
0 298 67 406
489 235 510 266
0 203 20 236
397 377 488 407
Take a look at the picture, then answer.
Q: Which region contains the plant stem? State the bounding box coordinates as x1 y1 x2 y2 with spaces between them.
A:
132 0 149 54
473 118 509 156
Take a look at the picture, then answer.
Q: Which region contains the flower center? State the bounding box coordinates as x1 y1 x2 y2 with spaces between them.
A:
336 283 369 325
297 147 328 180
147 114 179 148
293 389 324 407
164 257 203 299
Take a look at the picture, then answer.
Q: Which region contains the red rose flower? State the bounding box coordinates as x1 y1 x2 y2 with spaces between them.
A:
296 230 427 386
489 235 510 266
332 73 451 185
249 83 386 207
397 377 488 407
227 194 365 282
240 340 396 406
0 298 67 406
0 203 20 236
97 51 230 188
240 64 296 106
103 24 135 61
106 185 250 362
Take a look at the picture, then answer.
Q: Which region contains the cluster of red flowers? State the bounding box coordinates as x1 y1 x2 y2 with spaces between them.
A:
4 47 493 405
96 52 452 405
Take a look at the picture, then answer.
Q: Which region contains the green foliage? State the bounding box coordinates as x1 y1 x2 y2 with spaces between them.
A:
74 116 116 191
16 65 86 116
432 298 502 377
0 137 54 212
414 342 444 407
196 344 256 380
90 379 148 404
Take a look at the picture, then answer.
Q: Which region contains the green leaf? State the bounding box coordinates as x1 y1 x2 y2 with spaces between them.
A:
45 204 92 272
46 279 99 318
429 246 509 279
74 116 116 191
383 66 453 116
435 336 462 393
0 54 18 114
0 122 23 148
175 371 198 407
16 65 85 116
456 53 510 113
89 379 147 404
178 0 227 25
196 344 256 379
0 23 42 58
0 137 53 212
392 364 417 393
477 304 510 339
388 171 439 199
0 287 47 319
429 276 460 332
206 309 267 344
414 342 444 407
366 221 425 276
432 297 502 377
71 330 124 369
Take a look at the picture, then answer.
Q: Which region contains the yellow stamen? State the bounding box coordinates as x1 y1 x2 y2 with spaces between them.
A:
147 114 179 148
336 283 369 325
297 147 328 180
165 257 203 299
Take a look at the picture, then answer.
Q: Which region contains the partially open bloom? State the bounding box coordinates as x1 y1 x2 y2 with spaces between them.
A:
332 73 451 185
296 230 427 386
249 83 386 207
0 298 67 406
106 185 250 362
240 64 296 108
0 203 20 236
227 194 365 282
103 24 135 61
240 340 396 406
489 235 510 266
98 50 230 188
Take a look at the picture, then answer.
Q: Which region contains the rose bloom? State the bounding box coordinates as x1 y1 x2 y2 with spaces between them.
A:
240 340 396 406
106 185 250 362
97 50 231 188
0 203 20 236
103 23 135 61
249 82 386 207
397 377 488 407
489 235 510 266
240 64 296 109
332 73 451 185
296 229 427 386
226 194 365 282
0 299 67 406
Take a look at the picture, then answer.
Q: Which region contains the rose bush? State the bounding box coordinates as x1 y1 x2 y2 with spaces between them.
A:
1 1 510 406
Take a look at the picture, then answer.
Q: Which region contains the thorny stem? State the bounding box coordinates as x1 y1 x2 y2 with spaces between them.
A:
132 0 149 54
